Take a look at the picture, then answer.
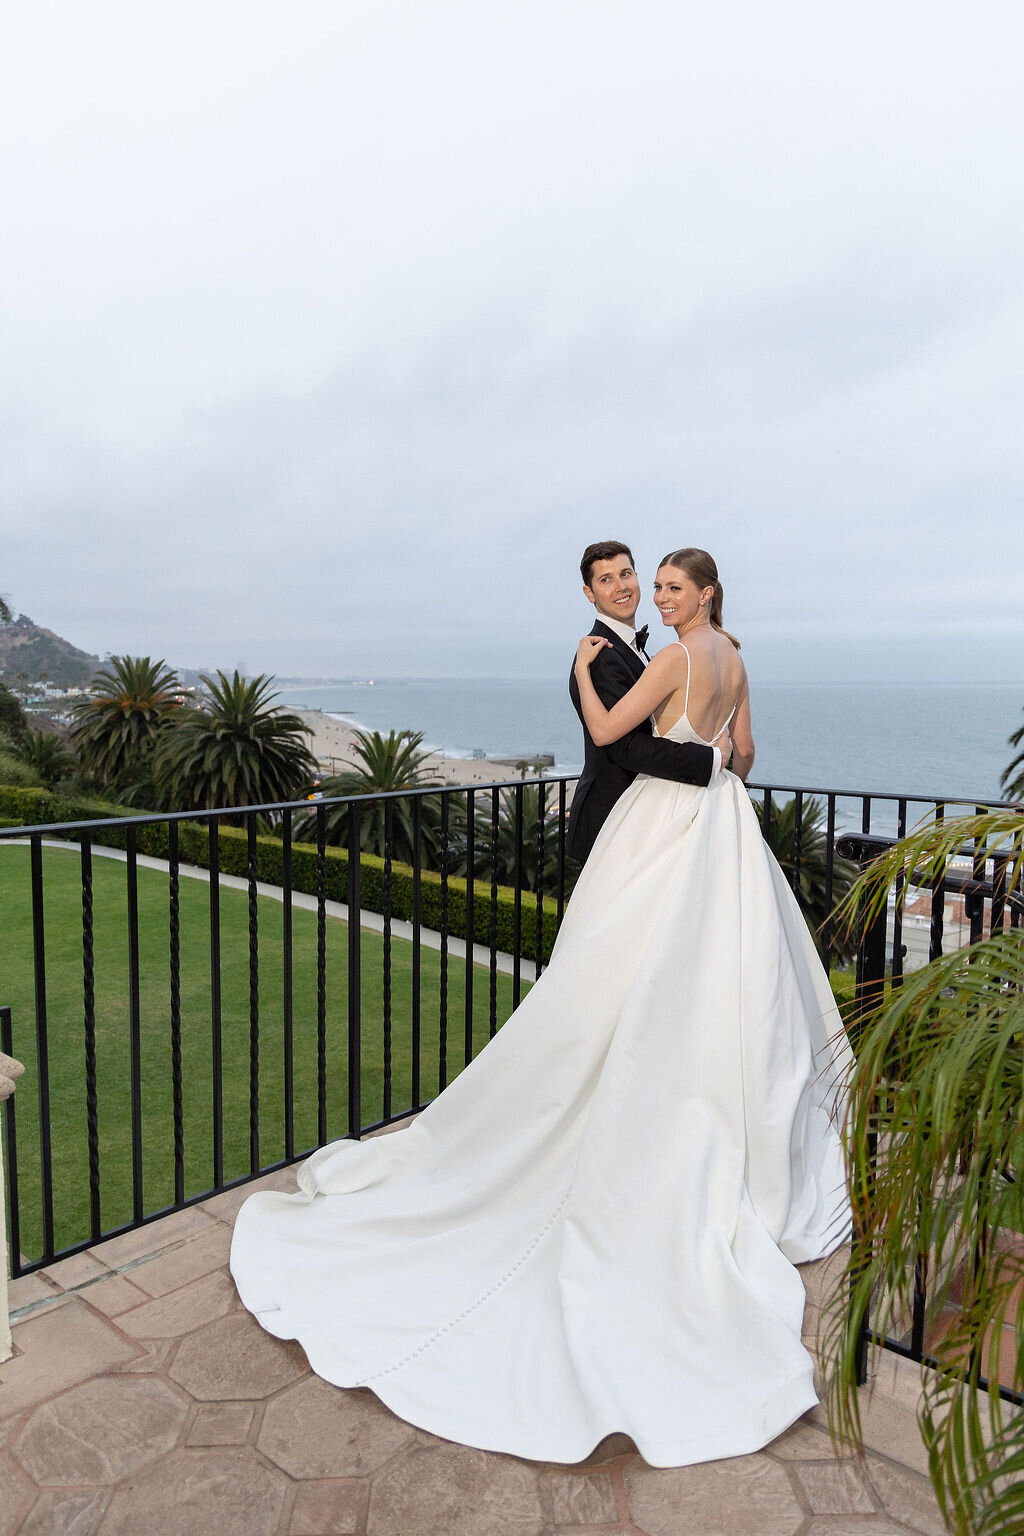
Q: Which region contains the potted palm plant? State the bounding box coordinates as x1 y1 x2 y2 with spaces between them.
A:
824 803 1024 1536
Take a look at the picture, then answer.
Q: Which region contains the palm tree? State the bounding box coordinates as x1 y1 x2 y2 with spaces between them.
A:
753 793 858 961
470 784 565 894
824 806 1024 1536
153 671 317 815
1002 709 1024 800
68 655 180 790
296 728 444 863
6 727 75 788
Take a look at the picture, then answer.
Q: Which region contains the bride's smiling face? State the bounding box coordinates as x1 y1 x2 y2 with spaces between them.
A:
653 565 708 626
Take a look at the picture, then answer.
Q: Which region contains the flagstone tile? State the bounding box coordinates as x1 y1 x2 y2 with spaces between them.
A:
6 1272 61 1313
792 1460 876 1514
7 1286 70 1323
117 1267 238 1338
290 1477 367 1534
39 1250 111 1291
79 1273 152 1317
97 1206 217 1269
806 1354 931 1478
99 1447 287 1536
19 1488 107 1536
126 1224 233 1298
0 1411 25 1449
766 1420 852 1461
200 1168 300 1223
543 1468 619 1524
14 1376 188 1485
865 1459 949 1536
0 1451 36 1536
108 1338 180 1375
368 1440 546 1536
550 1529 626 1536
170 1311 308 1400
623 1453 805 1536
258 1376 415 1478
1 1299 141 1416
803 1521 909 1536
186 1402 258 1446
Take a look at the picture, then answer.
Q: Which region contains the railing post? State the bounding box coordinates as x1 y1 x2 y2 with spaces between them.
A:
835 832 890 1044
834 832 889 1388
0 1013 25 1362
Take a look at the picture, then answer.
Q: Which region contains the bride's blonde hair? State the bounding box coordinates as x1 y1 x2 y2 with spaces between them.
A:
658 548 741 650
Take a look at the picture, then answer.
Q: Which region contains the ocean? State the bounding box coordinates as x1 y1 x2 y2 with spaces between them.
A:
277 676 1023 817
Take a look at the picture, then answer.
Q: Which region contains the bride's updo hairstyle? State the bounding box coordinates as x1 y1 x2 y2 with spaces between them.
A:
658 547 741 650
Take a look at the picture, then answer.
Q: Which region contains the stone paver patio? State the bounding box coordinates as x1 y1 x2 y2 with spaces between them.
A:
2 1165 951 1535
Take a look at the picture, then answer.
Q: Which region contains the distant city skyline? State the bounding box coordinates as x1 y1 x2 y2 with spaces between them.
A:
3 3 1022 684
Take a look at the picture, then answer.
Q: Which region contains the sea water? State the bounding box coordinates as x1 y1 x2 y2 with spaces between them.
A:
277 677 1022 809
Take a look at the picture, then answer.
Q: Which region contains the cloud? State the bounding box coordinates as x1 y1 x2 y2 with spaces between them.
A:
2 1 1022 680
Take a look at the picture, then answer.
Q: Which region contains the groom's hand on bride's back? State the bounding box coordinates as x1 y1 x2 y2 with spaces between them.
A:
713 728 733 771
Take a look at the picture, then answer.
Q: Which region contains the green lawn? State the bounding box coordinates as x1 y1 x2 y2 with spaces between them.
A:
0 843 524 1261
1 842 858 1265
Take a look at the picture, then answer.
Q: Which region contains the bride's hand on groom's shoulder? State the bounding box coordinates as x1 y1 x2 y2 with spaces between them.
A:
576 635 611 670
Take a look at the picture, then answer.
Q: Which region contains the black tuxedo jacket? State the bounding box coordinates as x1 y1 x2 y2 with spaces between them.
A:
566 620 714 864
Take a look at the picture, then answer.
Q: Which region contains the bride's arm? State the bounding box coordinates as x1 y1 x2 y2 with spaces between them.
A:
729 676 755 782
573 639 682 746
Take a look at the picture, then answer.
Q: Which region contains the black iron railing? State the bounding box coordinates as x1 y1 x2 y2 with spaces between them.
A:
836 821 1023 1408
0 779 572 1275
0 775 1017 1302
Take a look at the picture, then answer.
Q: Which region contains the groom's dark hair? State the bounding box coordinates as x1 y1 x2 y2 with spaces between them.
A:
580 541 635 587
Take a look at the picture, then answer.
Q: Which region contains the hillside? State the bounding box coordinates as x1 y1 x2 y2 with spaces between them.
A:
0 614 100 689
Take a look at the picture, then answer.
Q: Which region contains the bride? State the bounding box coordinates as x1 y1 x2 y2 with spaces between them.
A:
230 547 852 1469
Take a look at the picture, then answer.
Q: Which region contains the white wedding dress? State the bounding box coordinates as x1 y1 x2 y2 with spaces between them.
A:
230 659 852 1468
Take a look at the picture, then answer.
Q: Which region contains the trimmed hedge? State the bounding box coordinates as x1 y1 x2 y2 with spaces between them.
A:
0 785 50 821
0 788 560 964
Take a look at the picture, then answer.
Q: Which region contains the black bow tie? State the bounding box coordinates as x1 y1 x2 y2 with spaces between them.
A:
634 625 650 656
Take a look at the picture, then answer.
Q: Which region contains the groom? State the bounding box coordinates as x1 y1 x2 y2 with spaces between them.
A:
566 540 725 863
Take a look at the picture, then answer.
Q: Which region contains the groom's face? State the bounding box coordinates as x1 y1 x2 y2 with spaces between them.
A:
584 557 641 625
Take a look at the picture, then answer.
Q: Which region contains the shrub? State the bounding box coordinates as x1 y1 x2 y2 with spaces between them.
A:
0 785 50 821
0 791 559 964
0 752 42 789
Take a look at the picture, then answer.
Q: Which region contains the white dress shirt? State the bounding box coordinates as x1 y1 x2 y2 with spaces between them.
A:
596 613 723 776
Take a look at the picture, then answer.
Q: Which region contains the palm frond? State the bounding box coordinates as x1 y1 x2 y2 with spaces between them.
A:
152 670 317 814
68 654 181 788
823 926 1024 1534
1001 713 1024 800
833 808 1024 939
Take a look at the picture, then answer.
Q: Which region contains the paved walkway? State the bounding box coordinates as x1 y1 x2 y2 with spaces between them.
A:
2 1165 949 1535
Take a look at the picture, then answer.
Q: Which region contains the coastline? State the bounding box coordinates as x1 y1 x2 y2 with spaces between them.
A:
294 709 564 788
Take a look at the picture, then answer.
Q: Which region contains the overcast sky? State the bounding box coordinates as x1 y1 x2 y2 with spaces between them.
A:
2 1 1022 683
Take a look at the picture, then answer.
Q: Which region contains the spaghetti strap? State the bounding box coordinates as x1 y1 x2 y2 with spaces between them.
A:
674 641 737 743
676 642 691 716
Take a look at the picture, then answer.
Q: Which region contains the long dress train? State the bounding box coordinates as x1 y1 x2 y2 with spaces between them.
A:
230 695 852 1468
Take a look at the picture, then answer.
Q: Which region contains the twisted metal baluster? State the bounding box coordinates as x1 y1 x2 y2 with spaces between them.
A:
439 793 449 1093
316 806 327 1145
382 799 393 1122
168 822 184 1206
247 814 260 1174
81 835 101 1240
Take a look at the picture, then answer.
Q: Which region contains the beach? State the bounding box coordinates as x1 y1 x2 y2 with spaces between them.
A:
295 709 551 788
